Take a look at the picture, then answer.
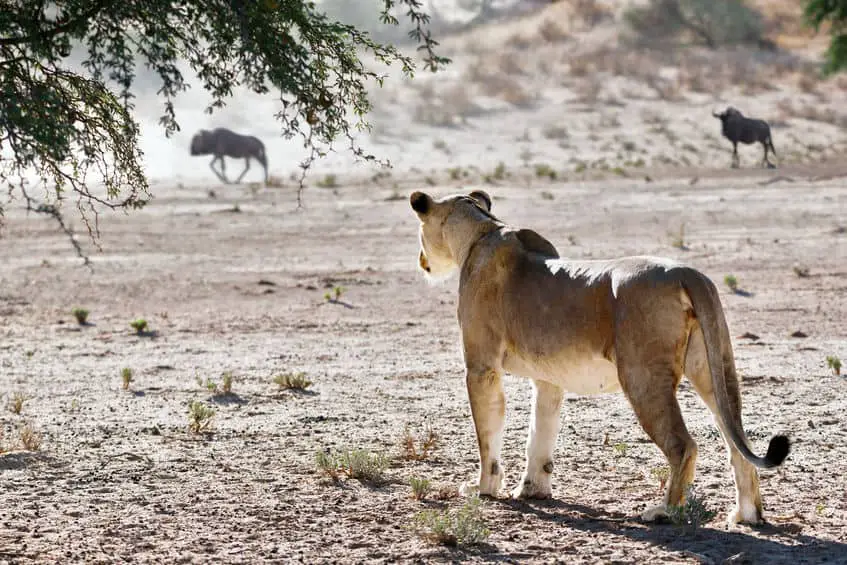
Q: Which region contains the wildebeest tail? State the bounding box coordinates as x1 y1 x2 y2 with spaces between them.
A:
767 136 777 157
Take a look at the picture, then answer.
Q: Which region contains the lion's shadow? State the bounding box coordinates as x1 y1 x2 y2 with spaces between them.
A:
474 497 844 563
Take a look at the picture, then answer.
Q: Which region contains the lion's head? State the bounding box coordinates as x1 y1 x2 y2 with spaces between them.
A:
409 189 495 282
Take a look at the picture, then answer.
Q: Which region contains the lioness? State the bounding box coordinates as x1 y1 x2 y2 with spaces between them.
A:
410 189 789 525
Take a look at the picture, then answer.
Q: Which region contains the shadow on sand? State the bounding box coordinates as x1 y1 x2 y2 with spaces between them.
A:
465 498 846 563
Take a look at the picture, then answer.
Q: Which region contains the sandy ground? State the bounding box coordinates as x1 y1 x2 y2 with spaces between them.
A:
2 2 847 563
1 161 846 564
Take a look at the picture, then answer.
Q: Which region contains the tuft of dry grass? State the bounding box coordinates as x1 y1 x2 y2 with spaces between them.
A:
19 424 42 451
400 425 439 461
9 392 28 415
274 372 312 390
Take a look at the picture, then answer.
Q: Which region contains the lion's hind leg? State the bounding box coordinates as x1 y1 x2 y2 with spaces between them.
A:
513 380 564 500
684 323 764 526
615 305 698 522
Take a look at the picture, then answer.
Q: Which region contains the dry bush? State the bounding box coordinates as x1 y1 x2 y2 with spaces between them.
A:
401 425 439 461
646 76 683 101
539 18 570 43
575 77 602 103
505 33 534 50
414 84 480 127
568 54 594 77
797 73 819 95
468 67 537 108
777 100 847 128
678 66 715 94
497 51 525 76
572 0 613 29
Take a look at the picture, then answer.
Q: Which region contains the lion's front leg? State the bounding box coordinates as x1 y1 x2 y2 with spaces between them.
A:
461 365 506 498
513 380 564 500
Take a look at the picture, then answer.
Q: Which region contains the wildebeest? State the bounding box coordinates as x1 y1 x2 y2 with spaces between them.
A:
712 107 777 169
190 128 268 184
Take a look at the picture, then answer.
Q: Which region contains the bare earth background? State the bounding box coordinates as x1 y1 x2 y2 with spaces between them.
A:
2 1 847 564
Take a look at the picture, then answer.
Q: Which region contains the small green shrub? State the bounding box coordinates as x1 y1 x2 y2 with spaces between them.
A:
613 442 629 457
274 372 312 390
724 274 739 293
221 372 234 394
826 355 842 376
316 174 338 188
667 486 716 536
72 307 89 325
121 368 133 390
414 496 490 546
534 163 557 180
315 448 388 483
650 465 671 492
188 401 216 434
493 162 506 180
130 318 148 334
410 476 432 501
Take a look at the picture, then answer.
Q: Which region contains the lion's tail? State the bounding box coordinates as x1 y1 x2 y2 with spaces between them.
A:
681 269 789 469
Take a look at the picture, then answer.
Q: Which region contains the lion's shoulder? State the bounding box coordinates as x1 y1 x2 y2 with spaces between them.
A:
511 228 559 259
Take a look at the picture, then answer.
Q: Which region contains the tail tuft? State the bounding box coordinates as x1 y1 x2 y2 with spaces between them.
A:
765 435 790 467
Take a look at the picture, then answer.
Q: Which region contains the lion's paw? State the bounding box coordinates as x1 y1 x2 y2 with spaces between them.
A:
641 504 670 522
511 477 552 500
460 468 504 498
728 503 764 526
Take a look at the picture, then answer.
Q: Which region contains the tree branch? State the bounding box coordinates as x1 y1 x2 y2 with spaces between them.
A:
0 0 114 47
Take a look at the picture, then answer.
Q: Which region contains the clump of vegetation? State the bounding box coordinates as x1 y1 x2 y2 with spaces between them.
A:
401 425 439 461
315 448 389 483
188 401 216 434
221 372 234 395
448 167 462 180
667 486 717 536
316 174 338 188
72 307 90 325
493 162 506 180
613 442 629 457
9 392 28 415
121 368 134 390
724 274 739 293
410 476 433 501
414 496 490 546
130 318 148 334
826 355 842 376
534 163 557 180
650 465 671 492
669 223 687 249
793 265 811 278
19 424 42 451
274 372 313 391
624 0 764 49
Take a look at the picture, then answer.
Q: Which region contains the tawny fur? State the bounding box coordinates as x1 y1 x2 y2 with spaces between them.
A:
410 189 789 525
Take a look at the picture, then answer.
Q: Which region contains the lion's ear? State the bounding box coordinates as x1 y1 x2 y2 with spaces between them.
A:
410 191 432 215
468 190 491 212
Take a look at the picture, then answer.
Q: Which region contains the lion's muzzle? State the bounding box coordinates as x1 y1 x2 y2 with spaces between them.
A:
419 251 431 273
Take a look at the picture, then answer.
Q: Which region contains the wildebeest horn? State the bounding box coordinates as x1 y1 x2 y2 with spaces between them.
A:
712 110 721 118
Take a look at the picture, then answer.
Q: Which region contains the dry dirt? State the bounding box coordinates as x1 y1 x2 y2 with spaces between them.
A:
1 161 846 564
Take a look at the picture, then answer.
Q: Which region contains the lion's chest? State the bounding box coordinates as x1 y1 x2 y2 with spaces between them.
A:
503 351 621 395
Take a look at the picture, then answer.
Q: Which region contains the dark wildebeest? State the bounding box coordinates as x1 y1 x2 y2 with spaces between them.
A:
190 128 268 184
712 107 777 169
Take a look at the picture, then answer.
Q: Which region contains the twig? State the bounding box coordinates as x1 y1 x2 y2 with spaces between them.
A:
19 184 92 269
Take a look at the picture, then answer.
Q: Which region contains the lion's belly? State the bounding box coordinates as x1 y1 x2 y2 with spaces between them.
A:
503 352 622 395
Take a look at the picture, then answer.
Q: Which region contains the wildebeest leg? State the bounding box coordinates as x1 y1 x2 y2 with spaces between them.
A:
731 142 740 169
208 156 230 184
235 157 251 183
